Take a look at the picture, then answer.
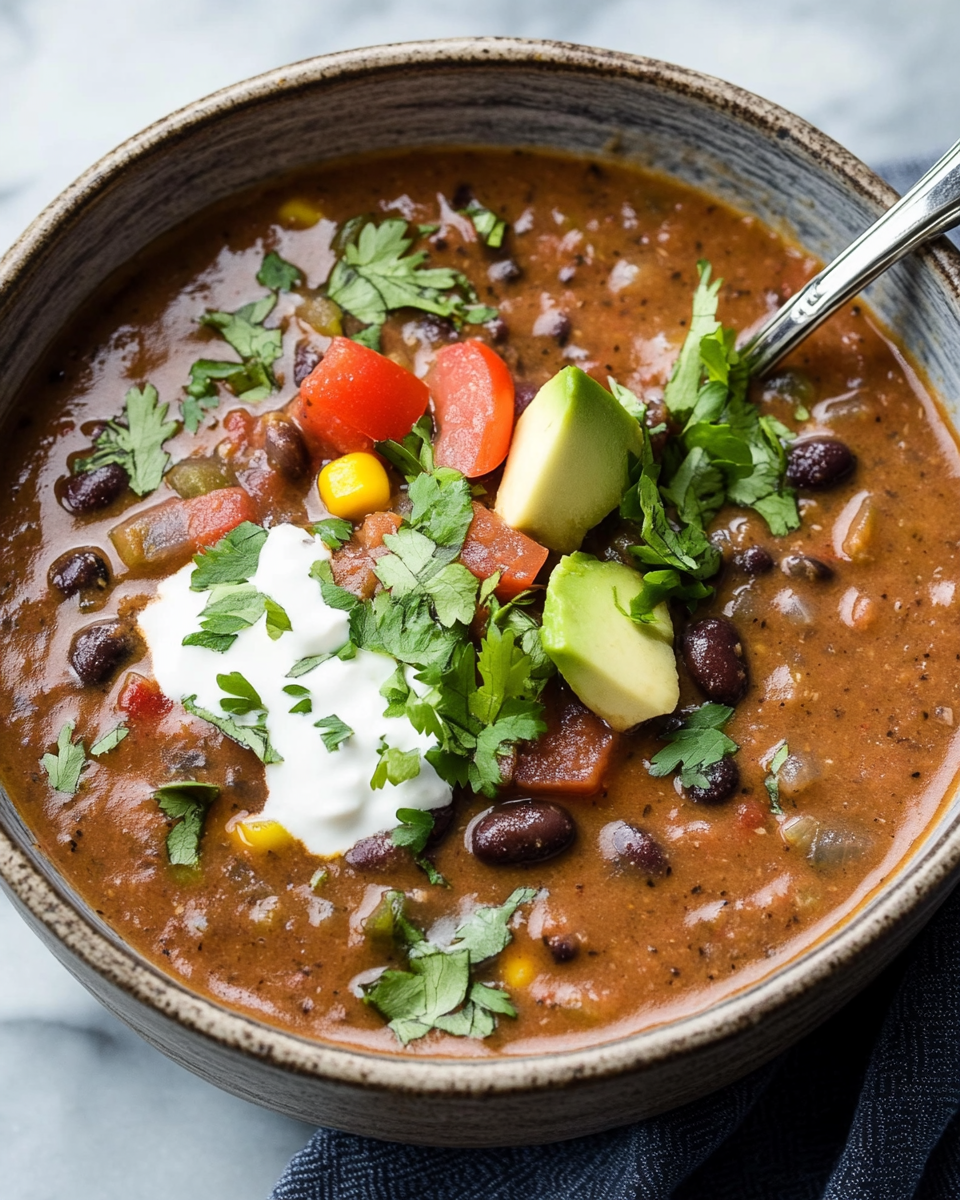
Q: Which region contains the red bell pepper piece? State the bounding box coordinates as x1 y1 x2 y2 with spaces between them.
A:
460 502 549 600
514 683 617 795
110 487 257 571
428 340 515 478
296 337 429 454
118 673 173 721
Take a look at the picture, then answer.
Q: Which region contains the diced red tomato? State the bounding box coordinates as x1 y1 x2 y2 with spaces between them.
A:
460 502 549 600
428 340 515 478
296 337 429 454
514 682 616 795
331 510 402 599
735 798 769 835
110 487 256 571
118 673 173 721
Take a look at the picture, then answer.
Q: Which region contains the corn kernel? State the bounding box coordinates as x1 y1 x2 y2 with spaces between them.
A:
318 452 392 520
278 198 324 229
499 947 538 990
229 816 293 853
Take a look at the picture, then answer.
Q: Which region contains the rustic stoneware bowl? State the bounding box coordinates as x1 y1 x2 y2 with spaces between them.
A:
2 38 960 1148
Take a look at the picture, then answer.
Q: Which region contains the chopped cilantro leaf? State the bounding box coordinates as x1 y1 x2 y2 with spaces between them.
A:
375 416 435 480
417 223 440 237
648 703 738 789
75 384 177 497
40 722 87 795
309 867 329 891
190 522 267 591
264 596 292 640
286 641 355 678
765 741 790 815
182 582 288 651
90 724 129 757
663 261 722 421
154 780 219 867
314 713 353 752
390 807 448 888
313 517 353 550
629 568 712 624
448 887 537 961
182 695 283 764
283 683 312 715
257 251 302 292
370 739 421 789
216 671 263 715
460 198 507 249
351 325 382 351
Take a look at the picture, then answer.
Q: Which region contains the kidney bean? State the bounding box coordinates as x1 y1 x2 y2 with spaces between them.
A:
488 259 521 284
344 833 404 871
781 553 834 582
735 545 773 576
264 416 309 481
545 933 579 963
293 339 323 386
49 550 109 597
60 464 128 514
687 757 740 805
514 381 539 418
786 438 856 490
682 617 748 705
471 799 575 866
69 622 132 685
600 821 668 876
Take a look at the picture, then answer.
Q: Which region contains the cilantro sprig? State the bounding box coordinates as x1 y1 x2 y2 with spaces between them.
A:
648 703 739 789
190 522 268 591
765 741 790 815
153 780 219 867
75 384 177 497
182 695 282 765
40 722 87 795
390 807 448 887
182 583 291 652
361 887 535 1044
325 217 498 348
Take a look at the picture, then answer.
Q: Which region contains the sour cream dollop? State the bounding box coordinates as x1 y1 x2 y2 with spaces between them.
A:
137 523 451 856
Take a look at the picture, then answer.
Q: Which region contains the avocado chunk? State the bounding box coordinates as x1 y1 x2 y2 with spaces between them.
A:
494 366 643 553
541 553 679 731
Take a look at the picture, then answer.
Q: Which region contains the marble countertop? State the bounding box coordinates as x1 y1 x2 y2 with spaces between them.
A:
1 1 955 1196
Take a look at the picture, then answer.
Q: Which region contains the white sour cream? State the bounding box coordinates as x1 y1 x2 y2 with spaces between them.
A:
137 523 451 856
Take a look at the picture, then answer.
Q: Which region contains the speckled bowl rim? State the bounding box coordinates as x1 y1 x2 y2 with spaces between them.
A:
3 36 960 1099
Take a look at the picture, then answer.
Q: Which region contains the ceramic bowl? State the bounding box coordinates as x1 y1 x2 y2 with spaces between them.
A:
2 38 960 1148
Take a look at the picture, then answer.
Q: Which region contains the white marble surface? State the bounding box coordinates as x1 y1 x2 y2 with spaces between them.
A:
1 1 957 1196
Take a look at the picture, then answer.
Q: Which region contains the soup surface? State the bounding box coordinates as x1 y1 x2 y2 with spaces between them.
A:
3 148 960 1057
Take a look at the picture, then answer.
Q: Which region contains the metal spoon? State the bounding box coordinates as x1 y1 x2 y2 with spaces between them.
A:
744 139 960 376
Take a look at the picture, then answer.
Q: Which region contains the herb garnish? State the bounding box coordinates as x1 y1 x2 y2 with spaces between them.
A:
648 703 738 789
764 741 790 815
256 251 303 292
313 517 353 550
325 217 497 349
40 722 87 795
390 807 448 887
370 739 421 789
90 725 129 757
314 713 354 752
153 780 219 867
182 583 291 652
75 384 177 497
283 684 313 714
361 887 535 1044
190 522 267 591
460 198 507 249
182 695 282 764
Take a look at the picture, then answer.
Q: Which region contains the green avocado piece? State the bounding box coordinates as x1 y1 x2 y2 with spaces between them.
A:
541 553 679 731
494 366 643 553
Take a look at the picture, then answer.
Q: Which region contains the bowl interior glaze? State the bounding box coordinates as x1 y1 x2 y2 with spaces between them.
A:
2 38 960 1147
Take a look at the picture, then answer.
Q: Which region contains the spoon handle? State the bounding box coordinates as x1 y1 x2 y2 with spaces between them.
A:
744 138 960 376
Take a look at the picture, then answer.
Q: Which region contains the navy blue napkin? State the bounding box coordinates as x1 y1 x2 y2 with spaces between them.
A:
271 157 960 1200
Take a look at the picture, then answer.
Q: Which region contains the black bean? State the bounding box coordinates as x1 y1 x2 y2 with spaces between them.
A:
60 464 128 514
781 553 835 582
264 416 309 480
488 259 521 284
471 799 575 866
344 833 404 871
452 183 474 210
786 438 856 490
682 617 748 705
545 933 579 963
293 339 322 386
687 757 740 805
69 622 132 685
735 545 774 575
601 821 668 876
514 381 539 418
49 550 109 597
485 316 509 343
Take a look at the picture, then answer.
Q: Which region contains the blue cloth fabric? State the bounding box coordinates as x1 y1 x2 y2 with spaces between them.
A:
271 157 960 1200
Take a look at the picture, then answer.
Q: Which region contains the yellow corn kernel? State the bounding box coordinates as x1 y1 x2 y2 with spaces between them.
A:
318 452 392 520
278 198 324 229
229 817 293 853
499 947 538 990
299 294 343 337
